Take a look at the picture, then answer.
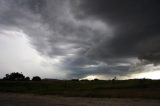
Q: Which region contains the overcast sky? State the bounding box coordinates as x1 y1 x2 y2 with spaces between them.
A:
0 0 160 79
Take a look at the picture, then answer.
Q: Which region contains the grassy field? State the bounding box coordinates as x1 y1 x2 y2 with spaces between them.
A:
0 79 160 99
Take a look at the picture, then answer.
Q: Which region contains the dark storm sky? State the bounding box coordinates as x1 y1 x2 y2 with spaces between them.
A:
0 0 160 79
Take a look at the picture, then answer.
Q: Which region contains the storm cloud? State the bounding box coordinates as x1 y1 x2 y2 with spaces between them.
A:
0 0 160 79
76 0 160 61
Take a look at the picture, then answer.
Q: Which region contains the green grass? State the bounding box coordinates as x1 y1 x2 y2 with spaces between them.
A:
0 79 160 99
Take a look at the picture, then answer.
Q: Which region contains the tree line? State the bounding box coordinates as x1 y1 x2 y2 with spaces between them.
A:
2 72 41 81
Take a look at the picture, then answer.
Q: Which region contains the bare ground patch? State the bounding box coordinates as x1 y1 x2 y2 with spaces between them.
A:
0 93 160 106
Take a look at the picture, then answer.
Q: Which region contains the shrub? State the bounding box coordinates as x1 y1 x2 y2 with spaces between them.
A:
32 76 41 81
25 77 30 81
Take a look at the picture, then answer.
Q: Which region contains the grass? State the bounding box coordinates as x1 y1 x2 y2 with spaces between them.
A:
0 79 160 99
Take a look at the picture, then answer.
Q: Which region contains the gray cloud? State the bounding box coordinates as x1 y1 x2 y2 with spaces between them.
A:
76 0 160 63
0 0 160 79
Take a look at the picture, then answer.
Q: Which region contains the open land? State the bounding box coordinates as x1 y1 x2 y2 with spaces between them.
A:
0 93 160 106
0 79 160 106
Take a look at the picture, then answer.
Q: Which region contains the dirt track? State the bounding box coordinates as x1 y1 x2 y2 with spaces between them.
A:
0 93 160 106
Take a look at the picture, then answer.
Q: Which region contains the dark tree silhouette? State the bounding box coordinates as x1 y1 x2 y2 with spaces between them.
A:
94 78 99 81
112 77 117 81
32 76 41 81
3 72 25 81
25 77 30 81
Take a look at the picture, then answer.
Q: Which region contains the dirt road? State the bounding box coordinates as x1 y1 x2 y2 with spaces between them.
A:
0 93 159 106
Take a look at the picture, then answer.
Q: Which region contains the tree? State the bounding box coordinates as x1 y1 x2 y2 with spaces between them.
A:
25 77 30 81
94 78 99 81
3 72 25 81
32 76 41 81
112 77 117 81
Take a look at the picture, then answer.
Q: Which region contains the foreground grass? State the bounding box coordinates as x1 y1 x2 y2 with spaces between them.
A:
0 79 160 99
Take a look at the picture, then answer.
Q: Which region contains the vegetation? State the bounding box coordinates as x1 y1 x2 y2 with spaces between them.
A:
1 72 160 99
32 76 41 81
2 72 41 81
3 72 25 81
25 77 30 81
0 78 160 99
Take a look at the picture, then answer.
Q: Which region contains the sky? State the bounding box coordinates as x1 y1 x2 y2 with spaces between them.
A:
0 0 160 80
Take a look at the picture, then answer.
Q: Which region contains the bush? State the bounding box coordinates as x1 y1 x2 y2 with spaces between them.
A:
71 79 79 81
32 76 41 81
25 77 30 81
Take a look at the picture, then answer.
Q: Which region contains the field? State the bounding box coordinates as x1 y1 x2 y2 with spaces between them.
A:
0 79 160 99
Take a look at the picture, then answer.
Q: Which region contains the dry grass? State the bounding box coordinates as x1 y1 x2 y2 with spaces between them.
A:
0 80 160 99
